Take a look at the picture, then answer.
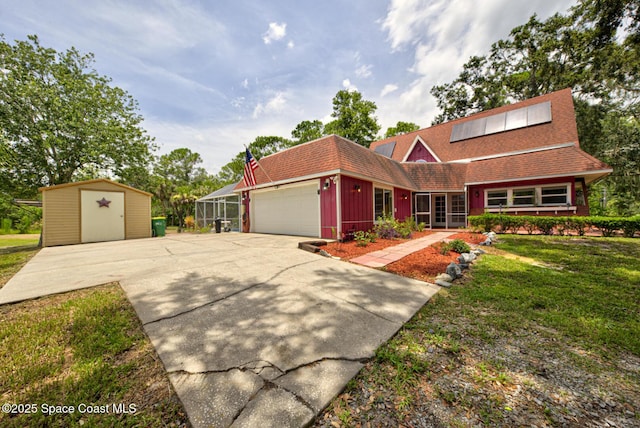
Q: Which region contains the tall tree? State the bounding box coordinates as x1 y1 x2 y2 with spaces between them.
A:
0 35 155 198
324 90 380 147
216 136 293 185
429 0 640 212
152 148 210 220
291 119 324 143
384 121 420 138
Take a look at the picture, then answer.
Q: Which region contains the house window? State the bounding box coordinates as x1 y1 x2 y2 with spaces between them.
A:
541 186 568 205
374 188 392 220
487 190 507 207
450 194 466 223
512 188 535 206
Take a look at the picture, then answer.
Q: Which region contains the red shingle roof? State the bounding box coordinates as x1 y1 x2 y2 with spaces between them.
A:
235 89 610 192
371 88 579 162
465 145 611 184
237 135 416 190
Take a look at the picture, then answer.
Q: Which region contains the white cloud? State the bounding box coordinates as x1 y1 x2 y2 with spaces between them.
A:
287 40 295 49
241 78 249 89
252 92 287 118
380 84 399 97
263 22 287 44
342 79 358 91
355 64 373 78
378 0 577 127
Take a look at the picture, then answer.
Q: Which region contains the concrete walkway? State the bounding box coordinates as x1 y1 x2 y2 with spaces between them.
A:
350 231 456 268
0 233 440 427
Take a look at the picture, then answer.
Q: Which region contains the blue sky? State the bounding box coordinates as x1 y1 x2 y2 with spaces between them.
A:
2 0 577 174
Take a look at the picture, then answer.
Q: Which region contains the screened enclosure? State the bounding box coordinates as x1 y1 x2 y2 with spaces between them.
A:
195 183 241 231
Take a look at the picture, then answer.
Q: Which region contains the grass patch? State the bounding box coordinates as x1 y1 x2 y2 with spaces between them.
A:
0 284 188 427
0 242 39 289
315 235 640 427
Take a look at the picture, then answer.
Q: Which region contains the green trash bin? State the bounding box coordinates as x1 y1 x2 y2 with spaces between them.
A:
151 217 166 237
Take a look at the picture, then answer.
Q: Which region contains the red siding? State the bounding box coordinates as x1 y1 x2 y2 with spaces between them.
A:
406 141 437 162
468 177 580 216
320 176 338 239
341 176 373 234
394 187 412 221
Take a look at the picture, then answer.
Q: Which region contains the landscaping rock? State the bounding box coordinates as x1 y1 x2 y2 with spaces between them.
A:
458 252 477 264
471 248 486 255
479 238 493 246
458 263 469 270
446 262 462 279
435 273 454 283
435 279 452 288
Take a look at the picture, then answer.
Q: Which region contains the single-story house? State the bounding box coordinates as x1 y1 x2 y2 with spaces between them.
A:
235 88 612 238
40 178 152 247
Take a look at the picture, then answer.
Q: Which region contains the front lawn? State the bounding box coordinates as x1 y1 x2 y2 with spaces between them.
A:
0 284 189 427
314 235 640 427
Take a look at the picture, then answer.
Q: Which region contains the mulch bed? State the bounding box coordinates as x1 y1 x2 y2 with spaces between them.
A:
324 230 486 282
324 230 434 260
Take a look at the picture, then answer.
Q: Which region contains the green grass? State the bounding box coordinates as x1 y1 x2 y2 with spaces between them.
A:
0 239 40 288
469 236 640 355
318 235 640 426
0 284 187 427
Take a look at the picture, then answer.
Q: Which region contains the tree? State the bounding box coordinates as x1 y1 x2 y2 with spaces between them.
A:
291 120 324 143
384 121 420 138
0 35 155 198
154 148 209 187
429 0 640 212
324 90 380 147
216 136 293 184
152 148 211 221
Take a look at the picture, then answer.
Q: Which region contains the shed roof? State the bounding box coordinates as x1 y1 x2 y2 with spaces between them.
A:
39 178 152 197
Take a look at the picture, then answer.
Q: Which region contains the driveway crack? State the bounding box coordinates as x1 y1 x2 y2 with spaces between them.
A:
143 260 320 327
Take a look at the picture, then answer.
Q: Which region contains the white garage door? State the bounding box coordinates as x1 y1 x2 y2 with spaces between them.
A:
251 182 320 237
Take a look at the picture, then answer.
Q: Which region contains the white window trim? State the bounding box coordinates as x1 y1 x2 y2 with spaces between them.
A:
484 183 572 209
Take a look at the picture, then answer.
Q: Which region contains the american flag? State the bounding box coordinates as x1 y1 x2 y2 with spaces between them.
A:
243 148 259 187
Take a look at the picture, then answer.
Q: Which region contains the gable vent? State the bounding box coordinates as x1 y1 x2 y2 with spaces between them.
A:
450 101 551 143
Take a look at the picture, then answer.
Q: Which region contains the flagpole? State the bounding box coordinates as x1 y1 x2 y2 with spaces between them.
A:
244 145 274 184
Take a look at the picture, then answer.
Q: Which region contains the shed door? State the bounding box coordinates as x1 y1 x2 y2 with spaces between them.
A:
81 190 125 243
251 182 320 237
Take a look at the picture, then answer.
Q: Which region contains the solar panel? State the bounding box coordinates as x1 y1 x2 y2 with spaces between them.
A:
449 100 553 143
527 101 552 126
505 107 528 130
484 112 506 135
374 141 396 158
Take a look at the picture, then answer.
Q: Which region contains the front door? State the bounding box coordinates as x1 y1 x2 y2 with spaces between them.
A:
433 194 447 228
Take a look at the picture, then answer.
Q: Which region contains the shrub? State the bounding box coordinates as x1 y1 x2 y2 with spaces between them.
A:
1 218 11 233
440 239 471 255
184 215 195 230
354 230 374 247
374 215 415 239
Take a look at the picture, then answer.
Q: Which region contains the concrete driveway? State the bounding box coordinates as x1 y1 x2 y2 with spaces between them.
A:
0 233 440 427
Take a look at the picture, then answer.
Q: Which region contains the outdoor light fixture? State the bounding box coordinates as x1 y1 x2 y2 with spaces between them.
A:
354 184 361 192
402 193 408 200
323 178 331 190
